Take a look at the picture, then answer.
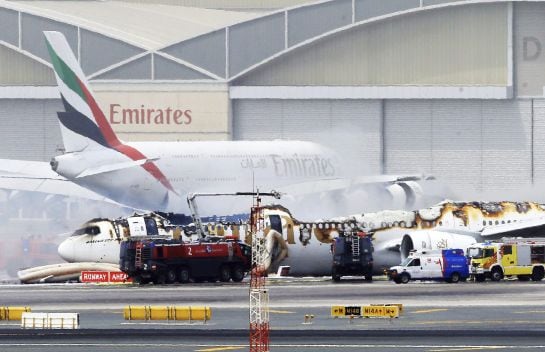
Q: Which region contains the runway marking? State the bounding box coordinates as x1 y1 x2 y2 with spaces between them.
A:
267 309 295 314
512 310 545 314
428 348 505 351
411 319 545 326
412 308 449 314
195 347 245 352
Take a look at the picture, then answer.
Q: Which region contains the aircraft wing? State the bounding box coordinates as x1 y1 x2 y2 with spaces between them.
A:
0 159 116 202
480 216 545 238
275 174 434 196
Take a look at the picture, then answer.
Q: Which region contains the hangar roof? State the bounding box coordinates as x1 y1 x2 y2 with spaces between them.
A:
0 0 524 93
3 0 260 49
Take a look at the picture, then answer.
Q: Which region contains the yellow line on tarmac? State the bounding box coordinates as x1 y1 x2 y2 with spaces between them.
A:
267 309 295 314
428 347 504 351
412 308 449 314
195 347 245 352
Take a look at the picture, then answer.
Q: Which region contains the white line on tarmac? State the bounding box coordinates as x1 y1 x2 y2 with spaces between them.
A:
1 344 545 349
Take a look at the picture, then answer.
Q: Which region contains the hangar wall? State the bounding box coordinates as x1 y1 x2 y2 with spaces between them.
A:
0 99 62 161
515 2 545 96
233 98 537 195
233 99 383 174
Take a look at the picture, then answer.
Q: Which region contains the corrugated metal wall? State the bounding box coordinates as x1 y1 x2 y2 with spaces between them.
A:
234 3 507 86
0 99 62 161
384 100 532 194
532 99 545 183
234 98 535 196
233 99 383 174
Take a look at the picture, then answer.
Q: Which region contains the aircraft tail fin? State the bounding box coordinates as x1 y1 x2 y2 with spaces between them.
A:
44 31 121 153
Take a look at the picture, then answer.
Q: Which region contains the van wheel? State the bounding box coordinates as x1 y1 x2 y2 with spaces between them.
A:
179 267 190 283
475 274 486 282
531 267 544 281
400 272 410 284
166 269 177 283
231 265 245 282
393 277 402 284
491 267 503 282
450 272 460 283
219 265 231 282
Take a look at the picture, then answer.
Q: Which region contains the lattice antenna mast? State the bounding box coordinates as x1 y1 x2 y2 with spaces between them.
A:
249 190 270 352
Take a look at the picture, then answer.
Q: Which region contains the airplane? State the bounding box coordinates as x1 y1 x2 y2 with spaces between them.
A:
40 199 545 284
0 31 446 217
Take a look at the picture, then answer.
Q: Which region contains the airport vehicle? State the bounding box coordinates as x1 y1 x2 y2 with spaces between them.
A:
1 236 59 278
386 249 469 284
119 237 252 284
331 231 373 282
467 239 545 281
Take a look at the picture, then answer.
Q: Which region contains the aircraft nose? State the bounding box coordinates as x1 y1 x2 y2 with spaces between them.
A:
57 239 75 262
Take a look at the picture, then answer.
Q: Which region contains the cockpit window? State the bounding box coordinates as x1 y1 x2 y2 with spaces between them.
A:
71 226 100 236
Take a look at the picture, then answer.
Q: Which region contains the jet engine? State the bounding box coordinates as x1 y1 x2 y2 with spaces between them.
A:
400 230 477 260
386 181 423 209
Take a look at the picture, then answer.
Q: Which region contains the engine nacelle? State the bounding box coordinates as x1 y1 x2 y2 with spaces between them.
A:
400 230 476 260
386 181 424 210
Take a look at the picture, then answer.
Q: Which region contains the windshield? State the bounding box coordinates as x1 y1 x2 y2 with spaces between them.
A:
71 226 100 237
400 257 412 266
467 247 483 259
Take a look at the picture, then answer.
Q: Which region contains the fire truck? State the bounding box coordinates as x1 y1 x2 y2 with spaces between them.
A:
467 239 545 282
331 231 373 282
119 237 252 284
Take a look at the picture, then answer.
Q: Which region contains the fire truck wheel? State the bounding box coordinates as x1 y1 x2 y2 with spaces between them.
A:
166 269 177 283
400 272 410 284
231 265 245 282
490 267 503 282
155 273 167 285
179 267 190 283
450 272 460 283
531 267 544 281
219 265 231 282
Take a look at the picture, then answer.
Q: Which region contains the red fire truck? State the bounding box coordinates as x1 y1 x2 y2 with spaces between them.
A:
119 237 252 284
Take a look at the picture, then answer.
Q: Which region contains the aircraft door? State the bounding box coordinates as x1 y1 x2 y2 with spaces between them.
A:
406 258 423 278
269 215 283 234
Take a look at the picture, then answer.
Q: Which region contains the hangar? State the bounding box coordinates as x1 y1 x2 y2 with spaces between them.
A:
0 0 544 197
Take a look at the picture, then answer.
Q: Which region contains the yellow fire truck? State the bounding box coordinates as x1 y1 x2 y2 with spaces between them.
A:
467 239 545 282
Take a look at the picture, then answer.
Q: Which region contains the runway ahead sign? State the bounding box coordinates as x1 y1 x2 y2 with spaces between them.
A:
80 271 131 283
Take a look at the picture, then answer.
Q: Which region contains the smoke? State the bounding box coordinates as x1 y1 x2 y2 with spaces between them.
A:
0 189 130 279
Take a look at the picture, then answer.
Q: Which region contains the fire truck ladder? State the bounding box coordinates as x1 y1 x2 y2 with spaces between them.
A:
352 234 360 258
135 242 143 268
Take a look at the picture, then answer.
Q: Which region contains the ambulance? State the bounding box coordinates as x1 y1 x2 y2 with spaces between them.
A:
387 249 469 284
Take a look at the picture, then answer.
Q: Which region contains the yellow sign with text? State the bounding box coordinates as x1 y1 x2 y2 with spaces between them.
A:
363 305 399 318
